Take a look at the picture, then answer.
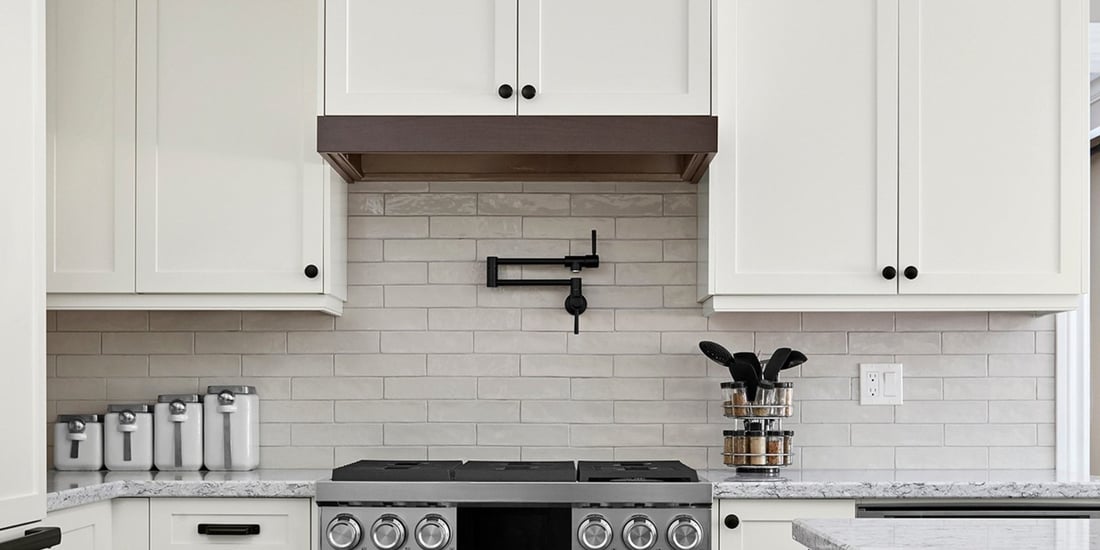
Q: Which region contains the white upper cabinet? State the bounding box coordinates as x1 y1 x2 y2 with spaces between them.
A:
516 0 710 115
325 0 710 115
136 0 324 294
326 0 518 115
897 0 1085 296
46 0 135 293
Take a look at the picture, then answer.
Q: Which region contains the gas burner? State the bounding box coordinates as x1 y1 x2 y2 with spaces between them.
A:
578 460 700 483
331 460 461 482
453 461 577 482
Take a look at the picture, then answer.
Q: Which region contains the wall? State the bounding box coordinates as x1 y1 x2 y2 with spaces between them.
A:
46 182 1056 471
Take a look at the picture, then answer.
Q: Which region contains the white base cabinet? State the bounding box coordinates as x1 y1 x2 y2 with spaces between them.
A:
45 501 113 550
715 499 855 550
150 498 311 549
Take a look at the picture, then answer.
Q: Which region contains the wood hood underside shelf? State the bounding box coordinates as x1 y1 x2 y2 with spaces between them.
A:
317 115 718 184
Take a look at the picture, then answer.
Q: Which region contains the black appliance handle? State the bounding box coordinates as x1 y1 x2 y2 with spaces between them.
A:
197 524 261 536
0 527 62 550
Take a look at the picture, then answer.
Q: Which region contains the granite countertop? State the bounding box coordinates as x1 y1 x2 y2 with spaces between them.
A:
793 518 1100 550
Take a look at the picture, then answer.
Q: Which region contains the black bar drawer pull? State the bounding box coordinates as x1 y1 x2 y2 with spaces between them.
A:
197 524 261 536
0 527 62 550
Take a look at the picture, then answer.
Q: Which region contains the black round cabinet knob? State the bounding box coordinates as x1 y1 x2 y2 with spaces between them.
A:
498 84 513 99
723 514 740 530
904 266 919 280
304 264 319 279
882 266 897 280
521 85 537 99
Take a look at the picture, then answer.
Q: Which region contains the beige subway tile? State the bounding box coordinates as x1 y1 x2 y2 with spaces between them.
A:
1037 425 1056 446
989 446 1054 469
1038 378 1054 399
708 313 800 332
661 424 721 446
942 332 1035 354
523 217 615 239
430 216 521 238
102 332 192 355
661 332 752 355
46 311 57 331
989 401 1054 423
348 193 384 215
260 446 333 469
850 424 942 446
478 377 571 400
571 425 662 447
429 309 520 331
757 332 848 354
430 446 522 461
616 262 695 285
572 378 662 400
385 377 477 399
346 286 384 308
477 424 568 446
787 424 851 447
796 378 853 400
521 447 614 461
800 401 896 423
430 182 523 193
895 401 987 423
47 332 101 355
338 308 427 331
200 377 292 400
569 332 662 355
798 355 894 378
582 286 665 308
902 378 943 400
384 423 476 445
802 313 894 332
292 377 382 400
260 424 291 446
349 217 429 238
382 331 473 354
46 356 56 378
56 355 148 378
428 400 519 422
988 354 1054 377
476 239 568 258
521 401 612 423
48 378 106 400
572 194 662 216
663 194 697 215
478 193 569 215
943 378 1036 400
897 355 987 377
945 424 1037 446
260 400 333 423
520 355 613 377
849 332 939 355
148 311 241 331
524 182 616 193
347 262 428 285
288 331 380 354
195 332 284 354
243 355 333 377
896 447 988 469
348 239 384 262
614 448 707 470
474 332 565 354
663 378 724 401
614 309 707 332
522 309 614 332
386 285 477 307
106 378 198 401
612 355 706 378
894 312 988 331
800 447 895 469
241 311 334 331
291 423 382 446
386 194 476 215
56 311 147 332
664 287 701 308
334 355 425 377
614 401 706 423
427 354 519 376
988 312 1056 331
1036 331 1055 354
569 239 662 262
336 400 427 422
149 355 240 377
384 239 477 261
426 262 485 284
353 182 428 193
477 286 563 308
662 240 696 261
616 217 696 239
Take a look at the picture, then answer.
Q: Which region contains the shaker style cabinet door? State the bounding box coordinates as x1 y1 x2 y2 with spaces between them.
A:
325 0 518 115
709 0 899 295
45 502 113 550
717 500 855 550
136 0 324 294
517 0 710 115
46 0 136 293
896 0 1086 295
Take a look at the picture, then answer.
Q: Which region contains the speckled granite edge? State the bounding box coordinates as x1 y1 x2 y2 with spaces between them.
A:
792 520 845 550
712 480 1100 499
47 479 317 512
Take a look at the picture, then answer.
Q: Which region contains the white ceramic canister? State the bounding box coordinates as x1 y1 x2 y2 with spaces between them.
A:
203 385 259 471
104 404 154 471
53 414 103 471
154 394 203 471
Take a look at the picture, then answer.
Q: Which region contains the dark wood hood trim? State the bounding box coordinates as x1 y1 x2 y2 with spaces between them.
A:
317 115 718 184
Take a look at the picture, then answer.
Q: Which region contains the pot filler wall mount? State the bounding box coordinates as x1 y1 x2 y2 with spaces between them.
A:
486 230 600 334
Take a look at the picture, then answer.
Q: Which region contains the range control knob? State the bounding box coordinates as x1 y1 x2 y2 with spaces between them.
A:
326 515 362 550
623 517 658 550
577 515 613 550
415 515 451 550
667 517 704 550
371 515 407 550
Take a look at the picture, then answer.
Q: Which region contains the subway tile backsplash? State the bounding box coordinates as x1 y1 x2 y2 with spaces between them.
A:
45 182 1056 470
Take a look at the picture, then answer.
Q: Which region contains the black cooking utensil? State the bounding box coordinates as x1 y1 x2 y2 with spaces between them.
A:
781 350 808 371
762 347 792 382
699 341 758 389
734 352 762 381
699 340 734 367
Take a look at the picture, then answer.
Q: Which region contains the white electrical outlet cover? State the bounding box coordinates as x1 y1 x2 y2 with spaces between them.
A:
860 363 903 405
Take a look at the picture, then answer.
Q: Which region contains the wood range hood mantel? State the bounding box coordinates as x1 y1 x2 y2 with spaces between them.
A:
317 115 718 184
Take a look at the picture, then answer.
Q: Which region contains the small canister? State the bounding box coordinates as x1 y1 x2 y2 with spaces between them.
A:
774 382 794 416
155 394 203 471
105 404 153 471
204 385 259 471
53 415 103 471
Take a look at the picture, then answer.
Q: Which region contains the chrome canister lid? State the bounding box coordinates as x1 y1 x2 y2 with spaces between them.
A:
157 394 201 403
206 385 257 395
57 414 99 423
107 404 151 413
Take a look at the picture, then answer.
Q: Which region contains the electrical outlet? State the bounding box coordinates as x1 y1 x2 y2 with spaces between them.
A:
860 363 903 405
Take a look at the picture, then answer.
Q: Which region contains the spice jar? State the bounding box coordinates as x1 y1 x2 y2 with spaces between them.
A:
782 430 794 465
774 382 794 416
753 385 776 416
766 431 784 465
746 430 766 465
723 430 735 465
732 430 748 465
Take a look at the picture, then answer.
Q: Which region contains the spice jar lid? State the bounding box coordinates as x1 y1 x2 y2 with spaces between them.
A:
723 429 746 436
774 382 794 388
765 430 785 436
783 430 795 436
744 430 765 436
720 381 745 388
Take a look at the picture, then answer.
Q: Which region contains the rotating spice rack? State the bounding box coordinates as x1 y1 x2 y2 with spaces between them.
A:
721 381 795 477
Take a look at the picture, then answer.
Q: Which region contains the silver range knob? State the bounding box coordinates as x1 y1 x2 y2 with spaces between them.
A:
326 515 362 550
415 515 451 550
371 515 407 550
667 516 704 550
623 517 658 550
577 515 613 550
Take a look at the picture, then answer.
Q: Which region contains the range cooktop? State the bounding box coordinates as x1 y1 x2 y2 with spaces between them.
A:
328 460 700 482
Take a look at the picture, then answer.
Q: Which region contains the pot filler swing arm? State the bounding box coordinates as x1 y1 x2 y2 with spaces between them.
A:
486 230 600 334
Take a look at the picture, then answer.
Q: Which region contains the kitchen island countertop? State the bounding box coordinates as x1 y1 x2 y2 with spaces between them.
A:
793 518 1100 549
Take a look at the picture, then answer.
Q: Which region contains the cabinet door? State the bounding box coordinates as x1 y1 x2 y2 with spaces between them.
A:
710 0 899 295
47 502 113 550
718 500 855 550
326 0 518 115
149 498 310 549
136 0 324 294
897 0 1086 295
517 0 710 115
46 0 135 293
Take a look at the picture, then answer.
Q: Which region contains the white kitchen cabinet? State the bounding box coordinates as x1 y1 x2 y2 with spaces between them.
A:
716 500 855 550
516 0 710 115
149 498 311 549
325 0 709 115
701 0 1087 312
45 501 113 550
113 498 149 550
46 0 135 293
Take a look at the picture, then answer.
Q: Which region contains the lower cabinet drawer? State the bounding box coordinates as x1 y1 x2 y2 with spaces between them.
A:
149 498 311 549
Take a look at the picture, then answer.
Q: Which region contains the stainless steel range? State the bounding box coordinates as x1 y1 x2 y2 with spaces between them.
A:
316 460 712 550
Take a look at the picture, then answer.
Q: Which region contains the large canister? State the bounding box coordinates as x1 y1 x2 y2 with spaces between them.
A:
53 414 103 471
104 404 154 471
203 385 259 471
155 394 203 471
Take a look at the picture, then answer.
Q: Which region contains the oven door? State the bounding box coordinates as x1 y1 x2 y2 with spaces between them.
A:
457 505 572 550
